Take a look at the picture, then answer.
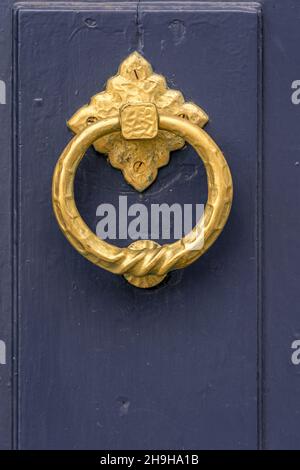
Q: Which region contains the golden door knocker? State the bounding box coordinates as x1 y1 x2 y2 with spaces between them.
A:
52 52 233 288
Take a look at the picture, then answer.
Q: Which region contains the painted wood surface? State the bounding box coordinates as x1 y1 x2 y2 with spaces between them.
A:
0 0 299 450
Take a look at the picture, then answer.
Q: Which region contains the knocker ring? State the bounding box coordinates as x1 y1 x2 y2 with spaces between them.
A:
52 53 233 288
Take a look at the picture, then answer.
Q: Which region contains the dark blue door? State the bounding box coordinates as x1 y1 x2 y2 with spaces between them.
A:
13 2 261 449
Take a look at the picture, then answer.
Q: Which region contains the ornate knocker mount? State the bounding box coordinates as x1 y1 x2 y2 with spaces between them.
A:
52 52 233 288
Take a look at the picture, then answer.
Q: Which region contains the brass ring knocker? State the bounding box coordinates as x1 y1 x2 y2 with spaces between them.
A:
52 53 233 288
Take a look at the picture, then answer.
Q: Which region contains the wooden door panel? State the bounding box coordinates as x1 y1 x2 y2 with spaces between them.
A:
15 2 260 449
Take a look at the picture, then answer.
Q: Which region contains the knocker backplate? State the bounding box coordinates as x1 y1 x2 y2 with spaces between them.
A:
67 52 209 192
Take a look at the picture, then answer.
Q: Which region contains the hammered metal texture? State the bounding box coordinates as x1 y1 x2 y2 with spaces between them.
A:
120 103 158 140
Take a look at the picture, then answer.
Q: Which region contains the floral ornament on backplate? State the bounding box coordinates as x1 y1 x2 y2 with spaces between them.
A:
67 52 209 192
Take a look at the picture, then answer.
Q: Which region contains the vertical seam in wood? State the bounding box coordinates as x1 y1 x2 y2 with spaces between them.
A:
256 4 265 451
